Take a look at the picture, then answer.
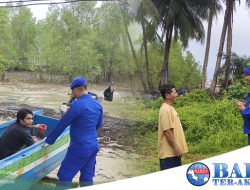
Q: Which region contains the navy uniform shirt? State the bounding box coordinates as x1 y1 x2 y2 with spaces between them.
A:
0 122 35 159
242 93 250 134
45 94 103 153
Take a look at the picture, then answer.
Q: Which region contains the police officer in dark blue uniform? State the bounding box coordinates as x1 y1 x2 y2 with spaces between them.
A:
45 77 103 188
236 66 250 145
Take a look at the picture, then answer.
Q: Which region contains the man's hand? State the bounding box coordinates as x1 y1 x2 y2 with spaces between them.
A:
32 136 39 142
236 100 245 106
236 100 246 112
173 147 182 156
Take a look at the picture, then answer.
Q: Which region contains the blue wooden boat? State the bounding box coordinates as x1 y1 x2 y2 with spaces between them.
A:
0 110 70 190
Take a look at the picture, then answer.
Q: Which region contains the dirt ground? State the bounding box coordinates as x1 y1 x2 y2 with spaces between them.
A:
0 82 141 187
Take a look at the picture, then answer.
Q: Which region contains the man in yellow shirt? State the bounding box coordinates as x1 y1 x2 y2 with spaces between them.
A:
158 84 188 170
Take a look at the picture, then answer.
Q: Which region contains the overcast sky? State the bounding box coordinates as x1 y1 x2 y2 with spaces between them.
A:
188 3 250 80
3 1 250 80
29 1 102 19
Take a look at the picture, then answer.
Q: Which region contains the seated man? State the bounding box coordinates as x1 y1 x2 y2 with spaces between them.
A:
0 109 41 160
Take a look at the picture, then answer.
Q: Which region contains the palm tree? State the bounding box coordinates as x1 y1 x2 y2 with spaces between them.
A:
224 0 250 89
119 1 148 93
151 0 206 85
209 0 250 93
201 0 222 89
135 0 160 92
224 6 233 90
210 0 235 94
121 30 137 96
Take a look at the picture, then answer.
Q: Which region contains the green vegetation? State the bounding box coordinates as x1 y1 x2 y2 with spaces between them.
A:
125 90 247 174
0 2 201 93
0 0 250 178
227 80 250 100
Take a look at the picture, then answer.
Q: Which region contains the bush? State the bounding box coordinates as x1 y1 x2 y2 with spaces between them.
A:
141 90 212 109
136 91 246 154
175 90 212 108
178 99 243 147
140 97 162 110
191 130 247 154
135 108 158 134
227 80 250 100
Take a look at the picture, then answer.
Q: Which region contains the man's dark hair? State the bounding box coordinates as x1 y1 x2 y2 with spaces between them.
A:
74 85 87 90
16 109 33 123
160 84 176 99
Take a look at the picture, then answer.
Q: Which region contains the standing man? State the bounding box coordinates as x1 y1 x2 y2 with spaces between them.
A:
45 77 103 188
158 84 188 170
236 66 250 145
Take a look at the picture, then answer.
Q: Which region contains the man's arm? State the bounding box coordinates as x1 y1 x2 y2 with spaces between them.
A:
160 107 181 156
29 124 41 129
23 130 35 146
45 103 80 145
164 129 182 156
96 107 103 130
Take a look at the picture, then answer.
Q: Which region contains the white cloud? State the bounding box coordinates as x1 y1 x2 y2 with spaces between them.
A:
30 4 48 21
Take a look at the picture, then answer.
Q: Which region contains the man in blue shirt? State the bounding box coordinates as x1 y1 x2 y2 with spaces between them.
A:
236 66 250 145
45 77 103 188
